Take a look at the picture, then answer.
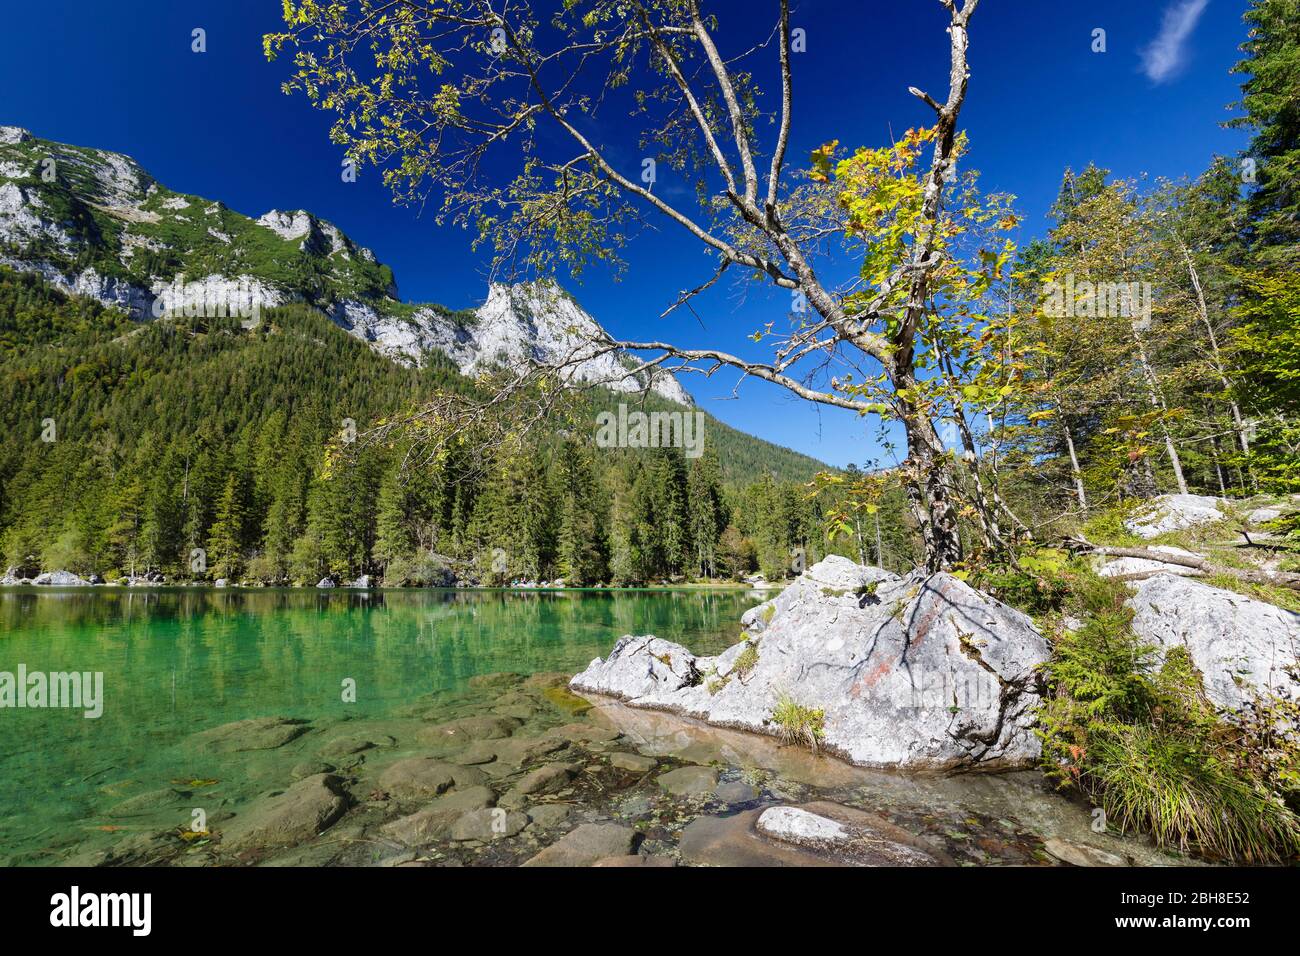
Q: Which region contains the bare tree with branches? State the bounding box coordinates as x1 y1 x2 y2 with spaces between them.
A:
267 0 1013 571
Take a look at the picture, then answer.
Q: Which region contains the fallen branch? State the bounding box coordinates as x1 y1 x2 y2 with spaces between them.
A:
1063 536 1300 592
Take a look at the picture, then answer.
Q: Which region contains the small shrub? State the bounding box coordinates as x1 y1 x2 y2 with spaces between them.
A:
771 694 825 753
1037 570 1300 863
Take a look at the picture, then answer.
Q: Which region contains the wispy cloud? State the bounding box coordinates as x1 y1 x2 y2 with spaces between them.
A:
1140 0 1210 84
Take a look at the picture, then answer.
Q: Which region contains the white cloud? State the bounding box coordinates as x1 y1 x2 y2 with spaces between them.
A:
1140 0 1210 83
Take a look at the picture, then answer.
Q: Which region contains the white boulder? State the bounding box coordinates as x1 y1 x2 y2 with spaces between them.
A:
1127 574 1300 711
572 556 1049 770
31 570 89 586
1124 494 1228 539
1248 507 1283 525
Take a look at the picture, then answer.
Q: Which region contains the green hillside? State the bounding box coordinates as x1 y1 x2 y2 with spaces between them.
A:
0 267 842 586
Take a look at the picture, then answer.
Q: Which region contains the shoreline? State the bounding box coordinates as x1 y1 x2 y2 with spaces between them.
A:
0 582 784 594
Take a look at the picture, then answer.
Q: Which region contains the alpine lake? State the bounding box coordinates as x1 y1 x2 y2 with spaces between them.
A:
0 586 1182 867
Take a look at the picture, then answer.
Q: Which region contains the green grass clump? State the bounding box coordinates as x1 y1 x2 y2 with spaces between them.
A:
1037 571 1300 863
771 694 825 753
731 641 760 679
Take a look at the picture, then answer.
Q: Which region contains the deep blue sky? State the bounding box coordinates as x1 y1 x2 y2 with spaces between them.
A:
1 0 1252 467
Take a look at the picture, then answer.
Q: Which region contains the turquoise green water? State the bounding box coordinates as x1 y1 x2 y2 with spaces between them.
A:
0 586 762 864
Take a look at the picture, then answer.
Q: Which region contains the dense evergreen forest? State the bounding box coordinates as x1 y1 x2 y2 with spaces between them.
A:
0 273 857 586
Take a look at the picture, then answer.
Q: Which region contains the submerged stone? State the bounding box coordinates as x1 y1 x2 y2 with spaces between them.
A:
521 823 638 867
657 765 718 796
680 802 952 867
1044 838 1128 867
378 758 487 800
220 773 351 853
191 716 310 752
608 751 658 773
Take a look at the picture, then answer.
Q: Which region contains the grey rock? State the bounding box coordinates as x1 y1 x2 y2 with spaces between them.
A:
572 556 1049 770
756 806 849 846
608 751 658 773
449 808 528 842
318 734 394 759
514 762 579 796
521 823 638 867
191 716 309 752
291 761 336 780
657 765 718 797
380 785 497 845
32 570 89 586
680 802 952 867
220 774 350 852
378 758 487 800
316 577 336 589
714 780 760 804
591 854 676 867
1124 494 1228 539
1044 838 1128 867
525 804 572 829
1127 574 1300 711
1248 506 1283 525
108 787 190 818
420 714 520 745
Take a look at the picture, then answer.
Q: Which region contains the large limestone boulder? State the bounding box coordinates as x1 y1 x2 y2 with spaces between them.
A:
1127 574 1300 711
571 556 1050 770
1 567 29 585
1124 494 1228 539
31 570 89 586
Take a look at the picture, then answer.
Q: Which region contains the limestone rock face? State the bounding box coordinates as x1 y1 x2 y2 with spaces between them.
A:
572 556 1050 770
0 131 692 405
1127 573 1300 711
1124 494 1228 539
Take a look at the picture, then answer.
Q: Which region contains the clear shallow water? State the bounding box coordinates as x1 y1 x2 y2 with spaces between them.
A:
0 586 1184 868
0 586 761 864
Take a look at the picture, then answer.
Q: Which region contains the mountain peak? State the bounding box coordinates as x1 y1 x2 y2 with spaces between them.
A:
0 128 691 405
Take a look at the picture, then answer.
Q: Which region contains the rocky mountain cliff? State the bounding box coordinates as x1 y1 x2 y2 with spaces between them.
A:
0 125 690 404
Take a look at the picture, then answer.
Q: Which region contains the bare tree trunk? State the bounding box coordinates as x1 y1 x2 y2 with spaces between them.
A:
874 511 883 570
1208 430 1228 496
1180 240 1250 457
1060 412 1088 512
1132 325 1189 494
